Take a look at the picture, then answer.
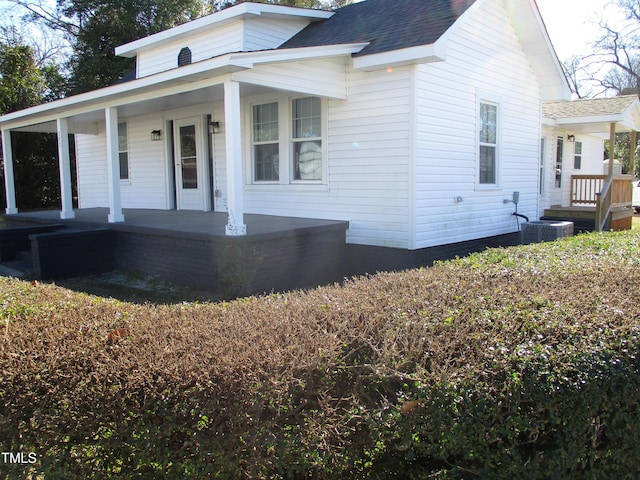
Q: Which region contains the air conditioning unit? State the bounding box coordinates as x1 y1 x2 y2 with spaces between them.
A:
521 220 574 244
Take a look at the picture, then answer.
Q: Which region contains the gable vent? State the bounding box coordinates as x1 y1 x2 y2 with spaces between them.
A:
178 47 192 67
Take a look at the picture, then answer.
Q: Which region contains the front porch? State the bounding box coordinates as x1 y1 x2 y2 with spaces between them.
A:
2 208 350 297
543 174 634 231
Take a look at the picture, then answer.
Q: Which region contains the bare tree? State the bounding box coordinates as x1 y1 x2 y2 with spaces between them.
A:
589 0 640 95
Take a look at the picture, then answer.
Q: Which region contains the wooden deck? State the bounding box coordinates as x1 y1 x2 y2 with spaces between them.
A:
545 174 635 232
542 205 634 231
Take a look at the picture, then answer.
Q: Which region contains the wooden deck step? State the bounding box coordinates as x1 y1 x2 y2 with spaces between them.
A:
543 206 634 232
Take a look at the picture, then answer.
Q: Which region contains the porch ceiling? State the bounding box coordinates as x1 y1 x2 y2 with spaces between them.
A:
1 43 362 133
9 82 285 134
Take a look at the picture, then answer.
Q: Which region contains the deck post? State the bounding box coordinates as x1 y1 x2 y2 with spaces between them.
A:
56 118 75 219
223 80 246 236
608 122 616 177
105 107 125 223
630 130 637 176
1 128 17 214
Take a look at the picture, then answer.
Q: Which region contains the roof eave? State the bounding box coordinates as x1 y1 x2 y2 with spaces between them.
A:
352 42 447 72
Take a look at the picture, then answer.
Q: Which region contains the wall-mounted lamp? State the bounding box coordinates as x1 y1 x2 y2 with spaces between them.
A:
150 129 162 141
567 134 575 143
208 121 220 134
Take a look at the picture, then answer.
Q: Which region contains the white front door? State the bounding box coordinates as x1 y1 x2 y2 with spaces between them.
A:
174 117 207 211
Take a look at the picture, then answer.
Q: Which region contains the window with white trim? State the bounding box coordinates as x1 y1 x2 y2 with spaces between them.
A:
478 102 498 185
573 141 582 169
252 102 279 182
292 97 322 181
118 122 129 180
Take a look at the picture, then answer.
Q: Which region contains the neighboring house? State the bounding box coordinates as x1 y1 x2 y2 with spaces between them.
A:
0 0 639 284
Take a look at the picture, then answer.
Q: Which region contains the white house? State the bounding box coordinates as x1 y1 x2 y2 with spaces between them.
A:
541 96 640 216
1 0 639 259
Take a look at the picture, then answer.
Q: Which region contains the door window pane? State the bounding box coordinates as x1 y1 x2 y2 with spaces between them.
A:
118 122 129 180
180 125 198 189
555 137 563 188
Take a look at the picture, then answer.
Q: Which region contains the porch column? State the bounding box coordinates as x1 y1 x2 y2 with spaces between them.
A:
57 118 75 219
608 122 616 177
224 80 246 236
1 128 17 214
105 107 124 223
630 130 637 176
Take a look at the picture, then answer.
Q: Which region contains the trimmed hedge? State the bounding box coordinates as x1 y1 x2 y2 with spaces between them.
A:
2 230 640 478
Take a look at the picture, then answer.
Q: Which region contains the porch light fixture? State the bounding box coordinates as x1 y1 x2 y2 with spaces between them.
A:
208 121 220 134
567 134 575 143
150 129 162 141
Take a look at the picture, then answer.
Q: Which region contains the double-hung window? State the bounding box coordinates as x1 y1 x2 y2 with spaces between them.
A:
250 96 324 183
573 141 582 169
118 122 129 180
253 102 279 182
292 97 322 181
478 102 498 185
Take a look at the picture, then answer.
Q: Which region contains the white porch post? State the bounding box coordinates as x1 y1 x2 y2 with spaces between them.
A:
57 118 75 219
105 107 125 223
608 122 616 177
1 128 17 214
224 80 246 235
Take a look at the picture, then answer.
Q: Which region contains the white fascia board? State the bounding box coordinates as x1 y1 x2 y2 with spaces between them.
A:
553 114 640 133
0 55 247 130
116 3 333 58
0 44 366 130
352 42 447 72
230 42 369 67
553 114 625 126
505 0 572 101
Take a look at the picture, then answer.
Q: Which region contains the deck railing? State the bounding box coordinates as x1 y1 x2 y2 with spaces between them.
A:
571 175 607 206
594 174 633 232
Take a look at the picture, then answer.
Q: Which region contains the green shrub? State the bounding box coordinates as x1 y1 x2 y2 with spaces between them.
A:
2 230 640 478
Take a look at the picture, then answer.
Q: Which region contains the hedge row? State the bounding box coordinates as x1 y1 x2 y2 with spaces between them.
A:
1 231 640 478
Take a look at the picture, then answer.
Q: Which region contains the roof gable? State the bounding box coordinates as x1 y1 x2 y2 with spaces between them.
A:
116 2 332 58
280 0 476 57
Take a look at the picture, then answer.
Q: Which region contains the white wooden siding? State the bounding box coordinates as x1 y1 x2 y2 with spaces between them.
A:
137 21 244 78
233 57 348 100
120 114 168 209
238 66 413 248
76 113 169 210
211 99 228 212
413 0 542 248
243 17 310 51
539 128 606 213
136 17 310 79
76 133 108 208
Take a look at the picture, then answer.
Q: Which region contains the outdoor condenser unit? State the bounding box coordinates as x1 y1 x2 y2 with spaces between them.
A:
521 220 574 244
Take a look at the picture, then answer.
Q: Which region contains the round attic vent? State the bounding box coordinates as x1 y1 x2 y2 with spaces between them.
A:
178 47 192 67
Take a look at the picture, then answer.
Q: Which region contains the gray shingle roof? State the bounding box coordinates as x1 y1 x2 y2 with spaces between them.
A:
280 0 476 57
543 95 640 119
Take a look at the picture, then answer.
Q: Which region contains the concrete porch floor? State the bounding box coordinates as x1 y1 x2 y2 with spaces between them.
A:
5 208 349 239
